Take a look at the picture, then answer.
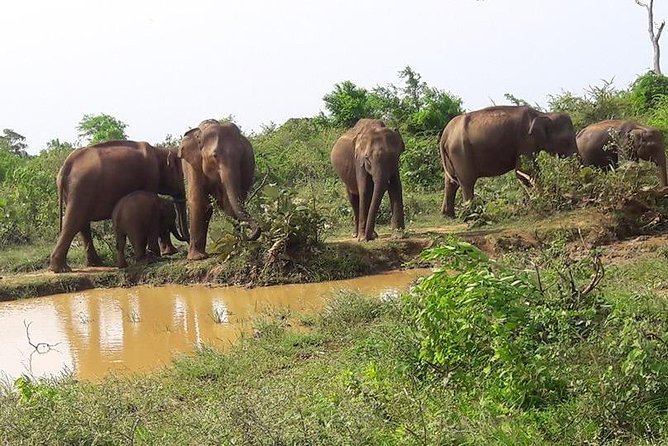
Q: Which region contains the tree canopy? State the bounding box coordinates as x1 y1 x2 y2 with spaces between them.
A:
77 114 128 145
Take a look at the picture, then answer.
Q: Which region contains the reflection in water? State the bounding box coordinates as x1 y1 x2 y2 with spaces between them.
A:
0 269 427 382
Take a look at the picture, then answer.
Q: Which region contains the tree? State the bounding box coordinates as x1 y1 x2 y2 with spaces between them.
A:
635 0 665 75
374 66 463 136
77 114 128 145
322 81 379 127
0 129 28 157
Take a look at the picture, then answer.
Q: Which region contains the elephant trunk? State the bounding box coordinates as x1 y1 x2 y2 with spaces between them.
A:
174 199 190 241
221 168 262 241
364 176 387 241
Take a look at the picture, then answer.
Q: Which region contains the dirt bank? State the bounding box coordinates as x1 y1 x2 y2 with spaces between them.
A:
0 206 660 301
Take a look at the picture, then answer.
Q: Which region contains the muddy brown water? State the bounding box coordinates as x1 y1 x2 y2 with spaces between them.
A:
0 269 428 382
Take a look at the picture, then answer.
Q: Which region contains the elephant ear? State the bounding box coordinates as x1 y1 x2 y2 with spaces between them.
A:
389 128 405 153
177 128 202 164
354 134 372 168
528 115 551 144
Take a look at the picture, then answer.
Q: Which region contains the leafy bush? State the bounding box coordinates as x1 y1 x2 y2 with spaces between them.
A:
406 241 571 409
630 71 668 113
252 118 340 187
549 79 635 130
0 141 72 247
399 135 442 191
212 185 327 275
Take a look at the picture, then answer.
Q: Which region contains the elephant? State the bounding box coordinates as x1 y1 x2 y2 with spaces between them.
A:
48 140 188 273
177 120 261 260
576 120 667 186
157 196 190 256
331 119 405 241
440 106 578 217
112 191 188 268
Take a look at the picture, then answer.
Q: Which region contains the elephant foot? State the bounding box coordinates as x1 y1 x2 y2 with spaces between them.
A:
161 247 178 256
117 261 128 269
187 251 209 261
442 211 456 219
48 262 72 273
358 233 377 242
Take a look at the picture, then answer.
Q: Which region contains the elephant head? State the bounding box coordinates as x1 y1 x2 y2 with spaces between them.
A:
630 127 668 186
178 122 261 242
354 126 405 241
529 112 578 157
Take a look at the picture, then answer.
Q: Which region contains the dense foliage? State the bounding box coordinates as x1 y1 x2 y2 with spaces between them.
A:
3 70 668 249
76 113 128 145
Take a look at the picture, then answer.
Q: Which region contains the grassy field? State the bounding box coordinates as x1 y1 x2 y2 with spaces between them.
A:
1 234 667 444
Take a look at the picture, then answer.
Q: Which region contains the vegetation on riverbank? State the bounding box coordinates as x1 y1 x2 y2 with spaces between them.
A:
1 237 667 444
3 69 668 443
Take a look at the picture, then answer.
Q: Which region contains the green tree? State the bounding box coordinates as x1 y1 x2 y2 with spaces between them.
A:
322 81 379 127
372 66 463 136
0 129 28 157
77 114 128 145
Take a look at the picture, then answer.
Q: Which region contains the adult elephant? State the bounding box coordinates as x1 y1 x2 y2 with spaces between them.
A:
48 141 188 273
177 120 261 260
440 106 578 217
576 120 667 186
331 119 405 241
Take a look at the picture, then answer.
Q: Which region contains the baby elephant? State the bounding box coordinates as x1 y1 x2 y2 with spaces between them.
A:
112 191 188 268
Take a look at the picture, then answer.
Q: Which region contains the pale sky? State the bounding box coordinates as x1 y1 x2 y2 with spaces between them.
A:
1 0 666 154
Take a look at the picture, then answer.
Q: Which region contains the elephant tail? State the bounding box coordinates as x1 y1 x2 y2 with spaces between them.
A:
439 132 460 186
57 172 65 235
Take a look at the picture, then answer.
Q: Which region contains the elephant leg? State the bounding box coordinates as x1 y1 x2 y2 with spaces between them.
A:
115 231 128 269
147 219 161 258
158 218 177 255
80 223 103 267
346 190 360 238
131 231 148 262
388 175 405 230
460 176 476 205
442 179 459 219
49 208 80 272
159 234 178 256
187 197 211 261
357 174 373 241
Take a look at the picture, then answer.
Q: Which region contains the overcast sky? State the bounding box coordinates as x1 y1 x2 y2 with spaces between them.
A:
1 0 666 154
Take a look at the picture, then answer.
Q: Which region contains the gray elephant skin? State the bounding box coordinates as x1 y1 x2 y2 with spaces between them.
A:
440 106 578 217
49 140 188 273
112 191 188 268
576 119 667 187
177 120 261 261
331 119 405 241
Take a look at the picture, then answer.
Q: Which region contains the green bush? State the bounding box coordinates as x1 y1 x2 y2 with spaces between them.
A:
405 241 570 409
252 118 340 187
540 153 656 211
399 135 443 192
549 79 635 130
630 72 668 113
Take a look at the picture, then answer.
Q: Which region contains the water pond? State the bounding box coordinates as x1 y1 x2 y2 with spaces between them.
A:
0 269 427 382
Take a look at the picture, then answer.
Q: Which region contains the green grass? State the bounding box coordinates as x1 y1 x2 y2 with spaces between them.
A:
3 244 668 445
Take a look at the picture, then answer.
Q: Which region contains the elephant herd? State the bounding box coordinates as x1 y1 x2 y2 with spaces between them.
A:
47 107 667 273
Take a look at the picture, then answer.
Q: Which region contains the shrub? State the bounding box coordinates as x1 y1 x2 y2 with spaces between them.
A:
406 241 567 409
400 135 443 192
549 79 635 130
630 71 668 113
